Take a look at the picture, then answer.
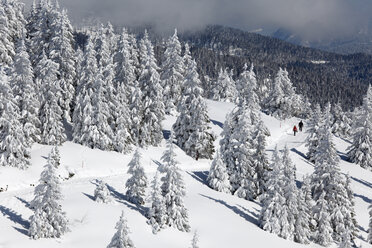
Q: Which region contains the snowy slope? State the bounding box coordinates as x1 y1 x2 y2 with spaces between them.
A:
0 100 371 248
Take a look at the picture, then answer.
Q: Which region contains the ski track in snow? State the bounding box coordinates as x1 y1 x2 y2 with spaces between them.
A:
0 100 371 247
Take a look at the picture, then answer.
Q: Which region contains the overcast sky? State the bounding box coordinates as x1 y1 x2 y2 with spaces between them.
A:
20 0 372 41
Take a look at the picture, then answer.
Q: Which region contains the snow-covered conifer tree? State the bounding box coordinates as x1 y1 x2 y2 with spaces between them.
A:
173 59 215 160
10 38 40 145
311 107 357 242
331 102 352 138
207 150 231 193
49 8 76 121
347 85 372 170
0 66 30 169
147 171 165 234
0 4 15 66
37 52 66 145
260 147 287 237
160 134 190 232
236 63 259 109
264 68 302 119
125 149 147 205
313 192 333 246
94 180 112 203
137 31 164 147
368 203 372 244
252 120 270 195
294 189 311 244
191 231 199 248
210 68 236 102
161 29 184 114
29 148 68 239
306 104 322 162
107 211 135 248
73 38 114 150
113 28 134 153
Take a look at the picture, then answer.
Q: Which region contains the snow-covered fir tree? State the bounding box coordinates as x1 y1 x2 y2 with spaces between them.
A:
264 68 303 119
107 211 135 248
161 29 184 114
125 148 147 205
29 148 68 239
48 8 76 121
113 28 134 153
295 188 311 244
209 68 236 102
191 231 199 248
207 150 231 193
93 24 117 129
0 66 30 169
0 4 15 66
73 38 114 150
339 227 353 248
160 134 190 232
10 38 41 145
306 104 322 163
331 102 352 138
173 58 215 160
252 120 270 196
368 203 372 244
37 52 66 145
94 180 112 203
236 63 259 109
311 106 357 243
147 171 165 234
232 109 258 200
260 146 288 238
347 85 372 170
137 30 164 147
1 0 26 45
313 192 333 246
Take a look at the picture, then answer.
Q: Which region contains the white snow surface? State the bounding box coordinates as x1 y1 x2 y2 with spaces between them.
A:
0 100 371 247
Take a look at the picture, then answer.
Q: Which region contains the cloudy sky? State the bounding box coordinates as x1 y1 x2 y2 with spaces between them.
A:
21 0 372 41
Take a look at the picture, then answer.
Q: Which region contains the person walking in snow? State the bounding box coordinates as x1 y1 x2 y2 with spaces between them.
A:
293 125 298 136
299 120 303 132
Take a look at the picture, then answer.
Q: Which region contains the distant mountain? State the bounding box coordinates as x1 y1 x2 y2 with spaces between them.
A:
272 28 372 55
175 25 372 109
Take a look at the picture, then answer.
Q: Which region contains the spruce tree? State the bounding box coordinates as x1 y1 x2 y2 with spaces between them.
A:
94 180 112 203
259 147 286 237
138 31 164 147
161 29 184 114
10 38 41 145
331 102 352 138
264 68 302 119
37 52 66 145
160 134 190 232
73 38 114 150
147 171 165 234
347 85 372 170
0 4 14 66
313 192 333 246
306 104 322 162
29 148 68 239
207 150 231 193
210 68 236 102
173 59 215 160
125 149 147 205
107 211 135 248
0 67 30 169
311 107 357 243
236 63 259 109
368 203 372 244
49 8 76 121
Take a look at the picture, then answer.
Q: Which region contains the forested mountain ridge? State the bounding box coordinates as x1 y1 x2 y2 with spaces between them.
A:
175 25 372 109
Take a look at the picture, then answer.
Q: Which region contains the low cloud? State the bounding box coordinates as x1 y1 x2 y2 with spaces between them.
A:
21 0 372 41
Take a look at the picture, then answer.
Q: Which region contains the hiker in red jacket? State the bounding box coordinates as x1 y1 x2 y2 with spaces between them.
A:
293 125 298 136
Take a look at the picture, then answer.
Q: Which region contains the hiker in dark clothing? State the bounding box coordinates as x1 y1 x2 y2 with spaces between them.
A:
293 125 298 136
299 120 304 132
